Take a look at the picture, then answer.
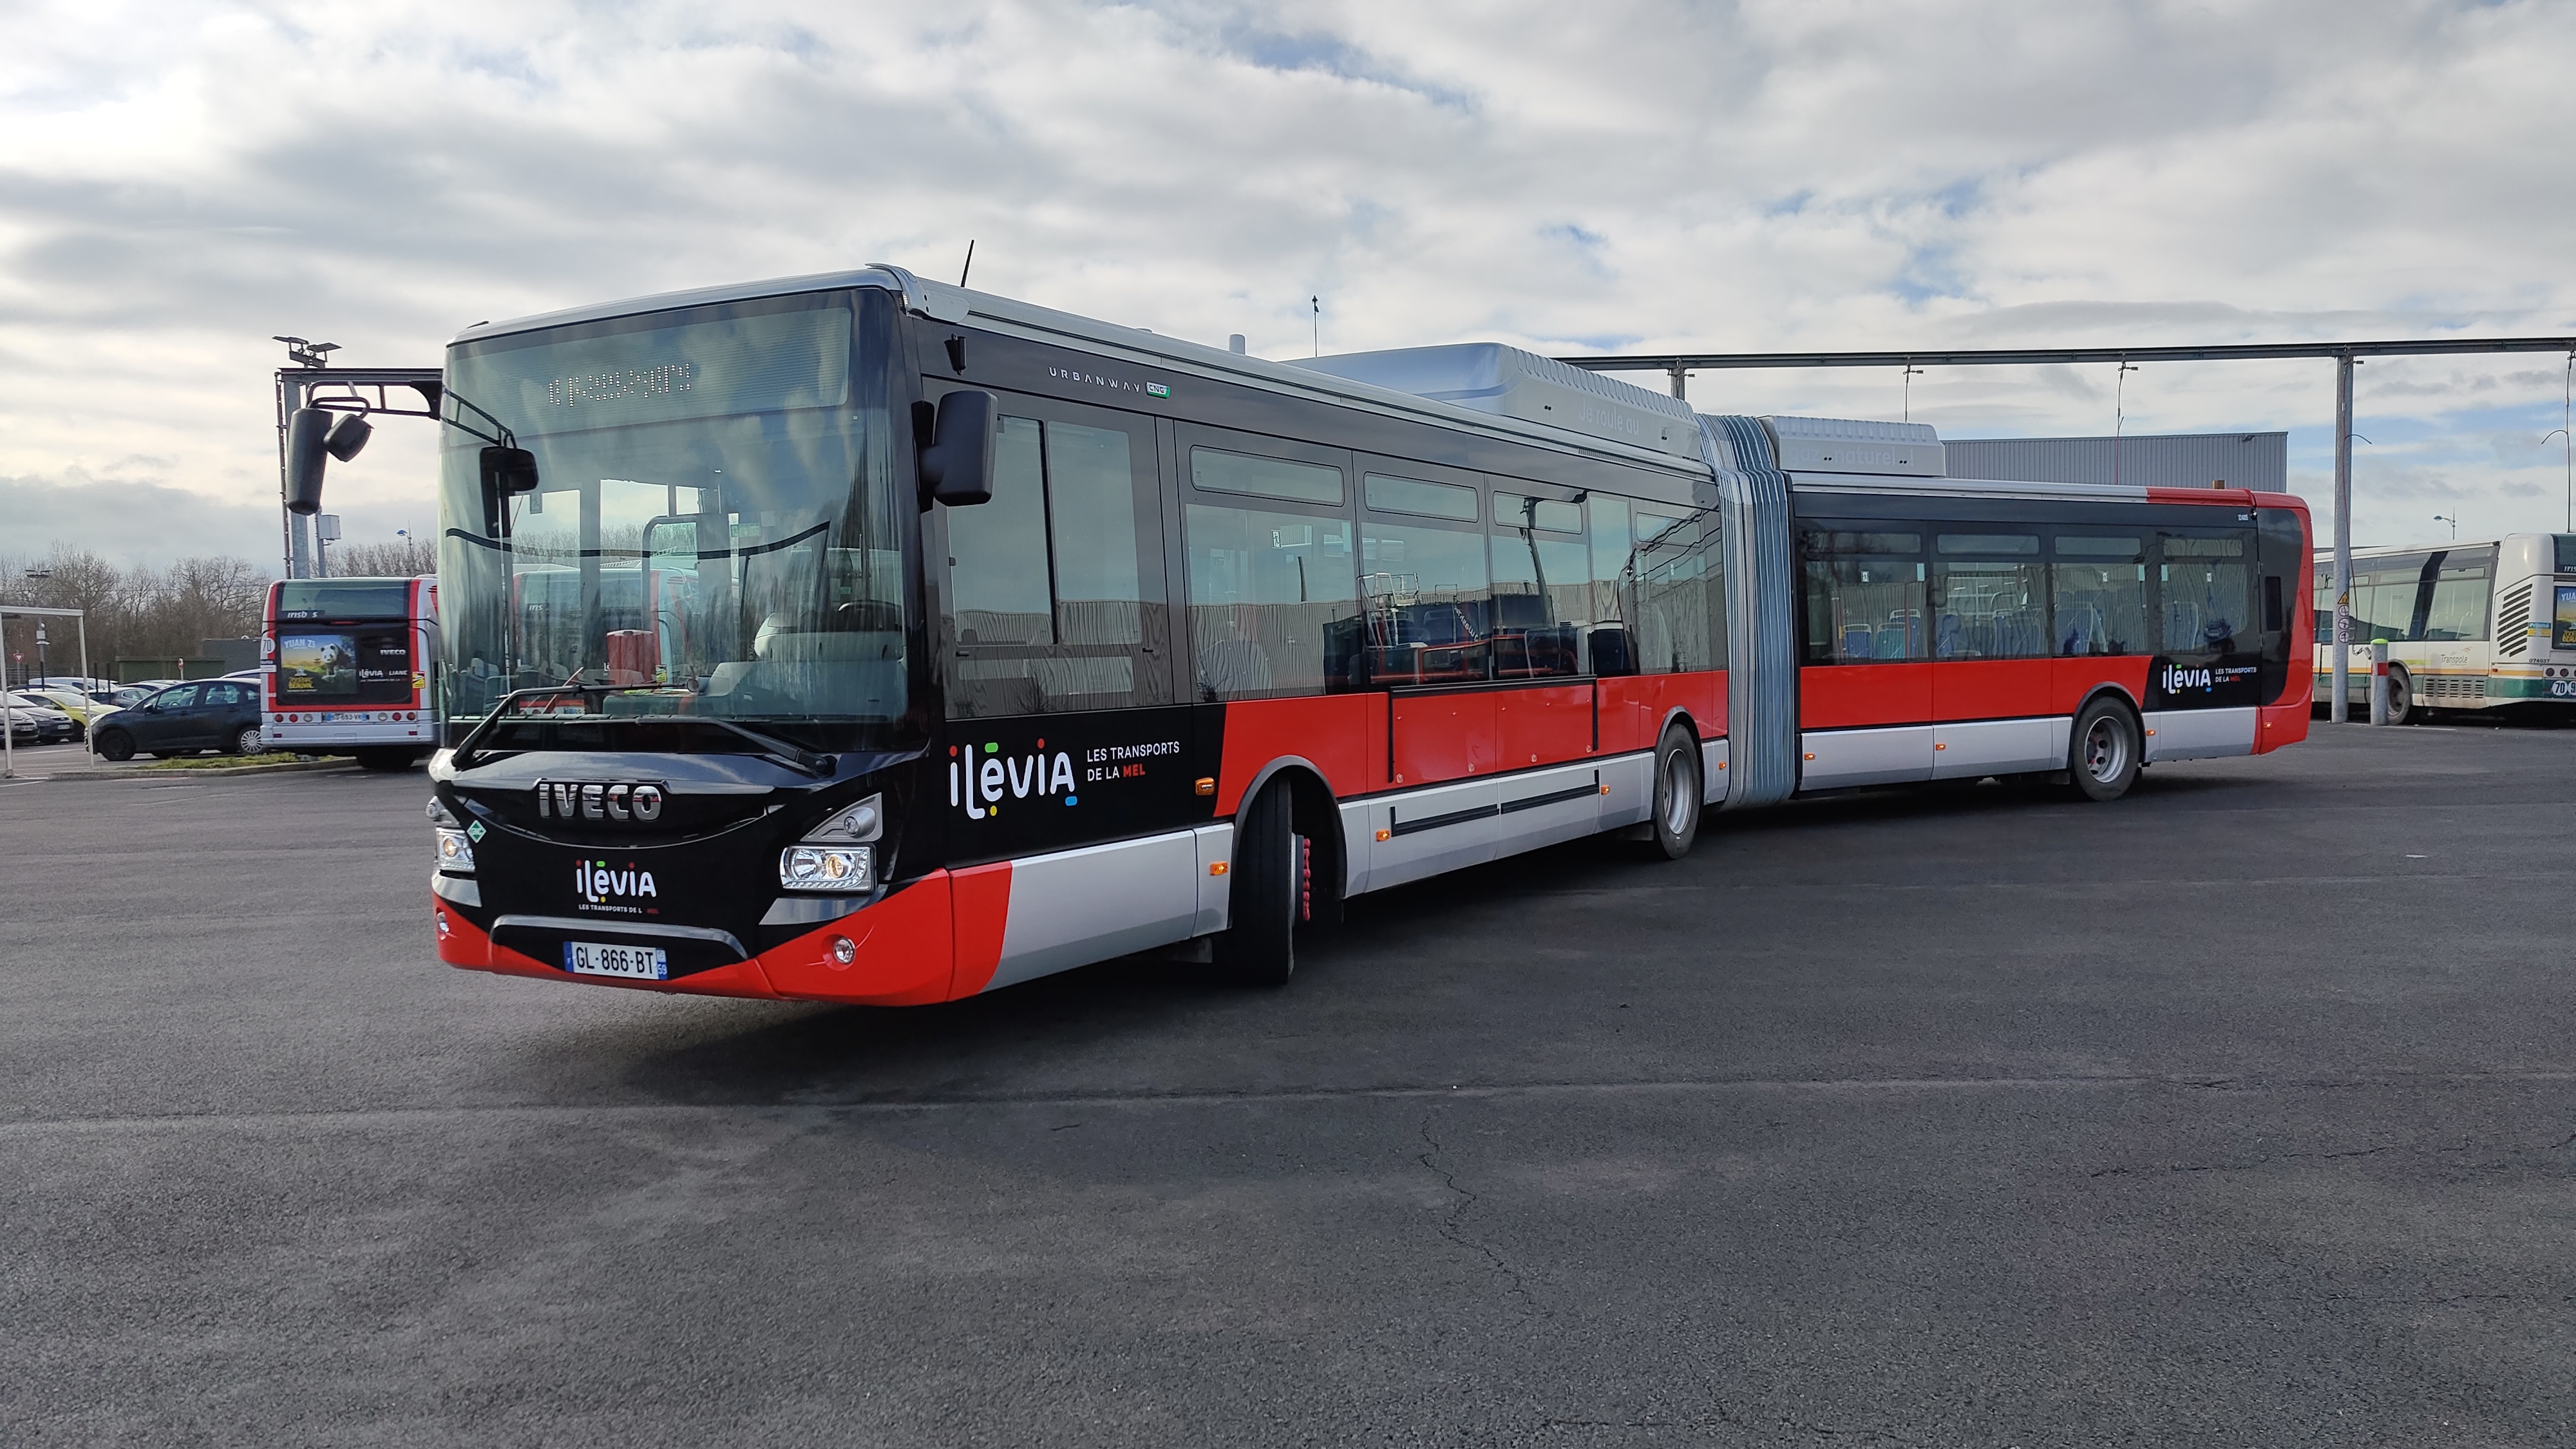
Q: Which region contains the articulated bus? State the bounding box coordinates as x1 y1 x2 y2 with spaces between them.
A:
426 267 2311 1003
263 574 440 769
2313 534 2576 723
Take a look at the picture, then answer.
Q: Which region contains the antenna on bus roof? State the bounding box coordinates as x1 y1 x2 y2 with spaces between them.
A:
1311 295 1320 357
959 240 975 289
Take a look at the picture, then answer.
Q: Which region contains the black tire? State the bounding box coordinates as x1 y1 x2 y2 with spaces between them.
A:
1214 779 1304 987
2067 697 2141 802
2381 667 2415 725
93 730 133 762
355 748 419 772
1645 726 1703 859
234 726 267 756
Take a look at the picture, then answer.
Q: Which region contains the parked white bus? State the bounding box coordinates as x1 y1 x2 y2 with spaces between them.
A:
2313 533 2576 721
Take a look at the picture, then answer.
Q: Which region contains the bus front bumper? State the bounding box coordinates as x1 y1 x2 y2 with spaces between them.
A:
433 871 966 1007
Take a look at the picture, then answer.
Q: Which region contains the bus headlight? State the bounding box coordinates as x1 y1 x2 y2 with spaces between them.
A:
780 844 871 891
435 828 476 873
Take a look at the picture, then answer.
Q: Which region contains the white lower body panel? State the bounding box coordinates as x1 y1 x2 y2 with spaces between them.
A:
1701 736 1731 804
1800 725 1933 790
1931 717 2067 779
2143 706 2257 762
988 829 1201 990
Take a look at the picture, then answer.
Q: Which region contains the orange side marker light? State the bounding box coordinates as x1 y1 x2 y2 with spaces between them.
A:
1374 828 1391 842
1209 862 1229 876
1194 777 1216 796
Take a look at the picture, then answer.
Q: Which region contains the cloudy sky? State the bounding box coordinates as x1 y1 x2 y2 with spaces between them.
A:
6 0 2575 570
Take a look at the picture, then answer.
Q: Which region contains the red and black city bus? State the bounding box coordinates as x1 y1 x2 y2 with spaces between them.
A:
263 574 439 769
426 267 2310 1003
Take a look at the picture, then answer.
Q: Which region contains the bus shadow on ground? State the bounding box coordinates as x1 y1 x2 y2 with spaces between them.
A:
603 772 2238 1105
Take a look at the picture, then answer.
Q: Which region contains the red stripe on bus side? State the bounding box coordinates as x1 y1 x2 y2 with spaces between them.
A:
1803 659 2152 730
1216 694 1386 811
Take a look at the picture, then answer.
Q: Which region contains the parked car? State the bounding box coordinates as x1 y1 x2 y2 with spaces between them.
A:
5 705 75 746
109 681 180 709
87 680 265 761
7 692 87 741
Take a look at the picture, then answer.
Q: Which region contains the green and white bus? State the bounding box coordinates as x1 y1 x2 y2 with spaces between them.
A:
2315 533 2576 721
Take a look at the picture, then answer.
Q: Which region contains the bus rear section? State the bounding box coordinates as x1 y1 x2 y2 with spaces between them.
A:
1779 455 2313 796
265 575 439 769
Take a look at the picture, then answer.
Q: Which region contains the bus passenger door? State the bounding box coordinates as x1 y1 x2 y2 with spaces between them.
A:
933 391 1198 990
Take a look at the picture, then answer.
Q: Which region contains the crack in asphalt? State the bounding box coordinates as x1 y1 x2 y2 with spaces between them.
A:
1417 1111 1538 1316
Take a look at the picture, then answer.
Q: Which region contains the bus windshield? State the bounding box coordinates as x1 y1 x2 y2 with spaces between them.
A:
435 289 908 745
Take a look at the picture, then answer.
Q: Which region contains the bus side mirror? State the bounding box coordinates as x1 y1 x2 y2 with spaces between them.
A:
479 446 540 536
285 407 332 514
918 389 996 507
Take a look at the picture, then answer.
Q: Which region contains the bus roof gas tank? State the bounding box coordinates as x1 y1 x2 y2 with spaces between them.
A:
1763 416 1946 477
1289 343 1704 464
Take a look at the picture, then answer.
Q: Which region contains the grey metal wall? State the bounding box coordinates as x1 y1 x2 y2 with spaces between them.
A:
1940 432 2286 491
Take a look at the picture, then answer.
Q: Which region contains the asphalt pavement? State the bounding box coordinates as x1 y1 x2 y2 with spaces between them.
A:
4 722 2571 1446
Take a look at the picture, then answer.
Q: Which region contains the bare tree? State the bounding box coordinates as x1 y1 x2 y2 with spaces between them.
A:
330 536 437 578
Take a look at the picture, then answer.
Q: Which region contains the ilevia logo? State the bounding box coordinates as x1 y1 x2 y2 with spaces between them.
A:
2159 664 2215 693
576 858 658 914
951 739 1077 820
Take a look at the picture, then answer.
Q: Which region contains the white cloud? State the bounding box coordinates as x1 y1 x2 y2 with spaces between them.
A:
3 0 2575 562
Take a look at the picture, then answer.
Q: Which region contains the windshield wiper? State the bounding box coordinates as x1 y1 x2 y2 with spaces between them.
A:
447 684 835 777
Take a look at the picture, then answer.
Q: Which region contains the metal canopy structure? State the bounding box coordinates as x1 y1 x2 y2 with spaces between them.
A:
272 365 444 582
1558 336 2576 726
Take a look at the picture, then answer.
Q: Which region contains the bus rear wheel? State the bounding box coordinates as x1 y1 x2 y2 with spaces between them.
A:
2068 698 2141 802
1645 726 1702 859
1215 779 1306 987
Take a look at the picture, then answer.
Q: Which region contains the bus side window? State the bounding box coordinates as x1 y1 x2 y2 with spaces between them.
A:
1361 473 1492 687
1633 506 1725 673
2049 535 2146 657
2423 548 2495 641
1585 495 1635 676
943 411 1171 717
1184 446 1359 701
1800 526 1923 663
1931 532 2044 659
1490 489 1589 679
2155 532 2253 656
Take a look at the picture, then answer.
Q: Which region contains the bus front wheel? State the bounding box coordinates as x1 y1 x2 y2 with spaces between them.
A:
1645 726 1702 859
1215 779 1305 987
2069 698 2141 802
